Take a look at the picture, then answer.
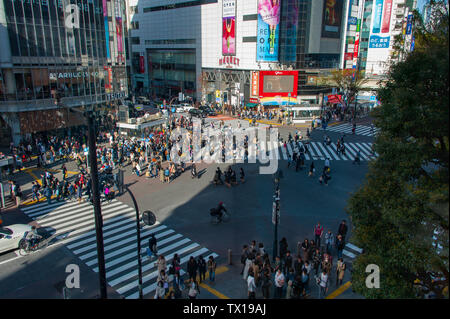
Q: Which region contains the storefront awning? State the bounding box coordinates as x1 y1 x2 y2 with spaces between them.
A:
246 103 258 108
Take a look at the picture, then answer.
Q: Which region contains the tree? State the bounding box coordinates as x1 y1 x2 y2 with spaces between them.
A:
320 69 369 119
346 2 449 298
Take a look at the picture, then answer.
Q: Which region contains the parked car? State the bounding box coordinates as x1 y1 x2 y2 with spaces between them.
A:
199 106 216 116
180 103 194 112
0 224 32 254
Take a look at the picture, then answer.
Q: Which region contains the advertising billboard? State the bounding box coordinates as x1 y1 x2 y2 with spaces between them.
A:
102 0 110 59
406 14 413 35
258 71 298 106
372 0 384 34
256 0 282 62
115 0 124 63
321 0 344 38
381 0 393 33
223 0 236 56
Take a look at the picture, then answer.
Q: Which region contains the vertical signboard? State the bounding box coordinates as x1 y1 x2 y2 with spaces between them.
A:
321 0 344 38
381 0 392 33
405 14 413 35
115 0 124 63
103 0 110 59
139 53 145 74
257 0 281 62
372 0 384 34
222 0 236 56
352 2 364 71
251 71 259 98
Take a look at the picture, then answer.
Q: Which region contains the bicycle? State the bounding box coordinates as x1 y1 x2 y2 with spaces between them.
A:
210 210 230 224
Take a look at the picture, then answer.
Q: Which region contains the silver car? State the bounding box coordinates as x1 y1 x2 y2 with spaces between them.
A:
0 224 32 254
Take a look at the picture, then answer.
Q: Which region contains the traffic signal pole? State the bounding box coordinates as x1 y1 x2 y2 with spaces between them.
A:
87 112 108 299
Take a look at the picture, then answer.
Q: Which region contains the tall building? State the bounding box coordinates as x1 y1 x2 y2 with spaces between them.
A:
127 0 347 107
0 0 128 145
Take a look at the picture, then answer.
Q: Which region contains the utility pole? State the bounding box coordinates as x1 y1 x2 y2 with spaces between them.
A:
86 112 108 299
272 171 282 262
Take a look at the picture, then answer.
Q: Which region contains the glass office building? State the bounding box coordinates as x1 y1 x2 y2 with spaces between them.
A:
0 0 128 145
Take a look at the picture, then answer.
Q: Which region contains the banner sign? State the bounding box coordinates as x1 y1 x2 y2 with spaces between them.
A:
348 16 358 25
369 35 390 48
372 0 384 34
406 14 413 35
256 0 281 62
410 35 415 51
281 0 298 62
139 54 145 74
321 0 343 38
381 0 392 33
102 0 110 59
251 71 259 97
344 52 353 60
222 0 236 56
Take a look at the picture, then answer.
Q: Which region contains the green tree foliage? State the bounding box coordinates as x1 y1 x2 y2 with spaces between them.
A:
347 2 449 298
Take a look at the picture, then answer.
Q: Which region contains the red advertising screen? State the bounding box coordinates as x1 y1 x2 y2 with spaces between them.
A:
259 71 298 98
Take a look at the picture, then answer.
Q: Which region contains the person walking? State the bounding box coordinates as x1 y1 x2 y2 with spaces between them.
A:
274 268 285 299
337 220 348 242
336 258 346 287
318 269 329 299
279 237 288 266
187 256 198 282
207 256 217 282
243 253 254 281
44 185 52 205
286 280 295 299
309 161 315 177
314 222 324 249
154 255 166 276
324 230 335 255
187 279 200 299
197 255 207 283
336 234 345 260
247 269 256 299
148 234 157 259
261 270 272 299
240 245 249 275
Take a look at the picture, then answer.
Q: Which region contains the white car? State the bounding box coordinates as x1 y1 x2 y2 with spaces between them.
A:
0 224 32 254
180 103 194 112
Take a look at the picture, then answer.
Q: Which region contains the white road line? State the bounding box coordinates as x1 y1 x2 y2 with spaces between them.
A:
316 142 334 161
310 142 325 160
298 142 311 160
279 142 288 160
346 243 363 253
31 201 94 219
343 250 356 258
330 143 349 160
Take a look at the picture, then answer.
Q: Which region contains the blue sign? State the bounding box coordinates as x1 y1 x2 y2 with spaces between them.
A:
406 14 413 35
410 35 415 52
369 35 390 48
348 17 358 25
372 0 384 34
370 96 376 101
256 1 281 62
324 96 328 103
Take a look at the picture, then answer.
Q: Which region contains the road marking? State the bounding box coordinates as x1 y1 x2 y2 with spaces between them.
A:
346 243 363 253
343 249 356 258
326 281 352 299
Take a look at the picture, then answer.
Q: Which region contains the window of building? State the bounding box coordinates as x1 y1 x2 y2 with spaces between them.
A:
131 37 140 45
243 14 257 21
243 37 257 43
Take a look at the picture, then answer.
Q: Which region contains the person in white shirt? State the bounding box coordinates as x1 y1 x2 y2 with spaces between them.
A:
274 269 285 299
318 269 329 299
247 270 256 299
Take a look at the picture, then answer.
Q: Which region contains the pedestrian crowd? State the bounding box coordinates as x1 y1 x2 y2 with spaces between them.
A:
241 220 349 299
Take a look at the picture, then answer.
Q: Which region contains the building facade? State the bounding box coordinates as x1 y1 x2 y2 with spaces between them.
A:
128 0 348 107
0 0 128 145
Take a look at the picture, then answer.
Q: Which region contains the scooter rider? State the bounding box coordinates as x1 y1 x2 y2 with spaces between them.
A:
211 202 227 222
25 226 42 248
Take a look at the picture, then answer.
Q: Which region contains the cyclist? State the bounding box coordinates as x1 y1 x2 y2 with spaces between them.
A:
211 202 227 222
25 226 42 249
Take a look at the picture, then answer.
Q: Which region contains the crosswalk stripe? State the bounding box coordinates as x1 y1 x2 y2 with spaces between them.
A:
346 243 363 253
310 142 325 160
286 142 293 157
86 230 177 267
343 249 356 258
318 124 378 137
343 142 358 159
356 142 375 158
30 201 95 219
36 201 124 225
355 142 374 159
347 143 369 160
24 200 79 216
272 141 280 160
330 143 349 160
316 142 334 160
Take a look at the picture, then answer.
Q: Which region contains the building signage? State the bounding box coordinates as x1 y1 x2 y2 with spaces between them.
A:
348 16 358 25
139 54 145 73
256 0 282 62
106 92 126 101
219 56 240 66
321 0 344 38
381 0 393 33
49 71 101 80
406 14 413 35
344 52 353 60
251 71 259 97
369 35 390 48
102 0 110 59
372 0 384 34
258 70 298 106
222 0 236 56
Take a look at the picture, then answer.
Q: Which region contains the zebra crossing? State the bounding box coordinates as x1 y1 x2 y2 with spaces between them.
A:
20 198 218 299
343 242 363 259
318 123 380 137
206 140 377 162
